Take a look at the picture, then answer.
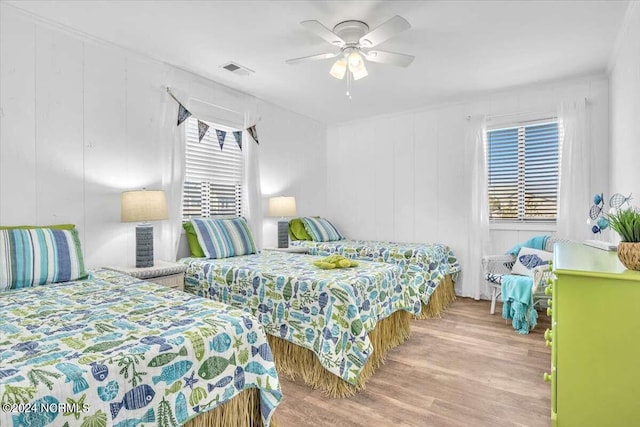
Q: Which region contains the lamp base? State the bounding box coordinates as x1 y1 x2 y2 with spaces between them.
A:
277 220 289 248
136 224 154 268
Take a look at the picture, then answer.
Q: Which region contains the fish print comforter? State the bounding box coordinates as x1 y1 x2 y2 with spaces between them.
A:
0 269 281 427
291 240 461 304
181 252 421 384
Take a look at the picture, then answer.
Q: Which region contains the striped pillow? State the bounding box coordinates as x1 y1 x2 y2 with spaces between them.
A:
191 217 257 259
217 217 257 256
0 228 87 291
300 217 344 242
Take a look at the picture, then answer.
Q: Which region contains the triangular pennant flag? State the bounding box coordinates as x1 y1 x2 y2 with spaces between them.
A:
177 103 192 126
197 120 209 143
215 129 227 150
247 125 259 145
233 131 243 151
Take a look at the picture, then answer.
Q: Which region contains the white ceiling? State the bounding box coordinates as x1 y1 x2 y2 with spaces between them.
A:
6 0 630 124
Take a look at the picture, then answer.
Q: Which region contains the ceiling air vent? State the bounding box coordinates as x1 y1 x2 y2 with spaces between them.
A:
220 62 254 76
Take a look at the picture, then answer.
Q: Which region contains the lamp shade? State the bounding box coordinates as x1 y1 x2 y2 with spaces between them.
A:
121 190 168 222
268 196 297 217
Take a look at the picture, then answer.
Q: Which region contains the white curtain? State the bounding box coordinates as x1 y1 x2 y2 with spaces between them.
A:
243 102 263 249
158 82 187 261
460 115 492 300
557 100 591 242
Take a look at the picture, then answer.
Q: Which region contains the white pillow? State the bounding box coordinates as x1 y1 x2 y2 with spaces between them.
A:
511 247 552 277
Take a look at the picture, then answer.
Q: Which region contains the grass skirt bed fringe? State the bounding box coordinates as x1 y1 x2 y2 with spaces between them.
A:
184 387 278 427
266 310 411 398
415 274 456 319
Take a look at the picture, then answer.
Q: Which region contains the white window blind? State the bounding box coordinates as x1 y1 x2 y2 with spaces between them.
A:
487 121 559 221
183 117 243 220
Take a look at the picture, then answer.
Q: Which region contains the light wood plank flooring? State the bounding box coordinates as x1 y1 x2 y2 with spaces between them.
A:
275 298 551 427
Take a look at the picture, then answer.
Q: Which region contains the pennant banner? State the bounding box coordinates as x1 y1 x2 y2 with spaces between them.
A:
177 103 192 126
233 131 243 151
197 120 209 143
215 129 227 150
247 125 259 145
167 88 259 150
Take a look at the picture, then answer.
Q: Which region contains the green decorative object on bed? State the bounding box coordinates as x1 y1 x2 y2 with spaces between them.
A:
313 254 359 269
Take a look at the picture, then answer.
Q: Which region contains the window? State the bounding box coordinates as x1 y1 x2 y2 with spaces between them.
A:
182 117 243 220
487 121 559 221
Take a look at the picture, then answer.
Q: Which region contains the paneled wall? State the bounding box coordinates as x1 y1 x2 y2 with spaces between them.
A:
327 76 609 298
610 2 640 200
0 4 327 268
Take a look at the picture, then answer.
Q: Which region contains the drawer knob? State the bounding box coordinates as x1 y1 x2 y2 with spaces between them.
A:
544 329 553 341
545 286 553 296
547 307 553 317
546 340 552 348
543 372 552 382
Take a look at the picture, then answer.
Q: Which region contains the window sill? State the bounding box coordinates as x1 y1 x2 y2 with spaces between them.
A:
489 221 557 232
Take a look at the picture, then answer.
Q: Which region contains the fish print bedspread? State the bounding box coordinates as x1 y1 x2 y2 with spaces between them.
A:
291 240 461 304
181 252 421 384
0 269 281 427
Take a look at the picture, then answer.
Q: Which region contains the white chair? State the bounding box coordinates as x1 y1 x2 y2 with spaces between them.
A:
482 236 567 315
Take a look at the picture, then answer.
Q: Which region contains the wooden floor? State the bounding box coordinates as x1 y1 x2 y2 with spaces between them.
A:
275 298 551 427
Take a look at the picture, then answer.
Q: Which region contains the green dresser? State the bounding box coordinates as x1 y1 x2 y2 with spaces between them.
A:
545 242 640 426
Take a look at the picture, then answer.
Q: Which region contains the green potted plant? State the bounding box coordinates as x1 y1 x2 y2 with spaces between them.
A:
607 207 640 270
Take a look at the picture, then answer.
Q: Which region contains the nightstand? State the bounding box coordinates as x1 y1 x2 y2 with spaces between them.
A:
105 260 187 291
262 247 309 254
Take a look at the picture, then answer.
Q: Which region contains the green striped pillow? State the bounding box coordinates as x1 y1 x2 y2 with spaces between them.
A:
0 227 87 291
300 217 344 242
191 217 257 259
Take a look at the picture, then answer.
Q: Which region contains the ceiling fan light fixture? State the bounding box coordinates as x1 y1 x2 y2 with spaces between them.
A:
347 51 364 71
351 62 368 80
329 59 347 79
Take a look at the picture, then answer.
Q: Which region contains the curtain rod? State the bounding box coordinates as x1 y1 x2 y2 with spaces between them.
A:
466 97 590 121
165 87 244 117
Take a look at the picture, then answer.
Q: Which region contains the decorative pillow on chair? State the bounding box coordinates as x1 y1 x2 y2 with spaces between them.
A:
191 217 257 259
300 217 344 242
0 227 87 291
511 247 552 277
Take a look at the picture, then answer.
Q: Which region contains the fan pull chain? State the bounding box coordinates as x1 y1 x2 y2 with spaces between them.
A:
346 69 352 99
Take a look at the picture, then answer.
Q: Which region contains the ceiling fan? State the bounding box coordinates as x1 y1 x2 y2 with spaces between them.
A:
286 16 415 95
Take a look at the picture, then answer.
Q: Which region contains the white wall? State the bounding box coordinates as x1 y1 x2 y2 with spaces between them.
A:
0 4 326 268
610 2 640 199
327 75 609 298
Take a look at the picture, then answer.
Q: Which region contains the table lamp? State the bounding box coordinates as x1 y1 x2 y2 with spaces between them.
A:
268 196 297 248
121 189 168 267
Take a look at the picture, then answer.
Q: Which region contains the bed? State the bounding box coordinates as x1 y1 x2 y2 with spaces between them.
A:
290 238 460 318
0 269 281 427
181 250 421 397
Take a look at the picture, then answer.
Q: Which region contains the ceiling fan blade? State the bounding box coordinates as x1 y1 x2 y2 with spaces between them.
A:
361 50 415 67
300 20 345 46
285 52 340 65
359 15 410 48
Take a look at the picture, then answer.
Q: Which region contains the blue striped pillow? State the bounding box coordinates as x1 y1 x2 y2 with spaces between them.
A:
191 218 232 259
217 217 257 256
300 217 344 242
191 217 257 259
0 228 87 291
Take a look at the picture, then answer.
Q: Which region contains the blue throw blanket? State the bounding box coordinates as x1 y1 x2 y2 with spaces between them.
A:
501 274 537 334
507 235 550 256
